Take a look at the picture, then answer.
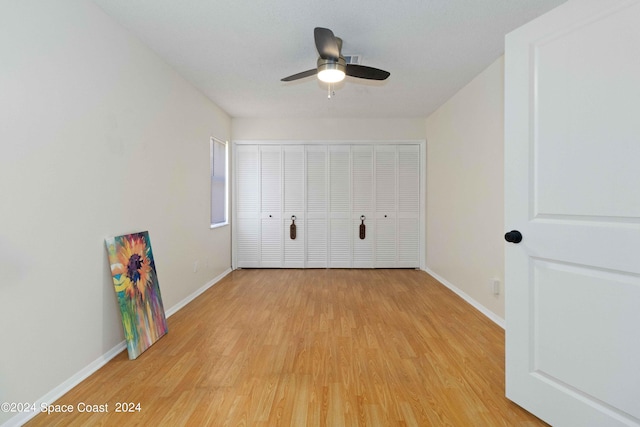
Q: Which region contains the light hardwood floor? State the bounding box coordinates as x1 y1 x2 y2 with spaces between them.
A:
26 269 546 426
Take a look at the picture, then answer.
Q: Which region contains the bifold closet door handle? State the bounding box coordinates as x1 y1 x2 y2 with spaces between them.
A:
290 215 296 240
504 230 523 244
359 215 366 240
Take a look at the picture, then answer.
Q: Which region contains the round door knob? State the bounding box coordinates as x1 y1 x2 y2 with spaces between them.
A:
504 230 523 243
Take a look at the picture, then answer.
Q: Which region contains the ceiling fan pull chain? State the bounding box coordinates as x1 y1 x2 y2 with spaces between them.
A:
327 83 336 99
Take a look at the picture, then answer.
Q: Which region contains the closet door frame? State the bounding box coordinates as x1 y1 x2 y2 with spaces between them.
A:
232 140 426 270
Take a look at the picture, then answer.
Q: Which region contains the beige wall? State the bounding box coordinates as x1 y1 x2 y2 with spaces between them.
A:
425 56 506 320
0 1 231 424
0 1 507 421
232 117 426 141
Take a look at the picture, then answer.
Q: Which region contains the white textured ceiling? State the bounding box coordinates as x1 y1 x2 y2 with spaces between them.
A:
92 0 566 119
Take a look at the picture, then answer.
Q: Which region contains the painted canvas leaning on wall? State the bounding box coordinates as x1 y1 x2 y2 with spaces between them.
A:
105 231 168 359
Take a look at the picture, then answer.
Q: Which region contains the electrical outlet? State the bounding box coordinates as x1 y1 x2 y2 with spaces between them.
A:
193 260 199 273
492 278 500 296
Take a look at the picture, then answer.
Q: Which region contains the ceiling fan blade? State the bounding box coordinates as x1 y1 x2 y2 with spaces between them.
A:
281 69 317 82
314 27 340 60
346 64 390 81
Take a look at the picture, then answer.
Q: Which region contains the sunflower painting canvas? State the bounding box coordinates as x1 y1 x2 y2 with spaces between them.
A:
105 231 168 359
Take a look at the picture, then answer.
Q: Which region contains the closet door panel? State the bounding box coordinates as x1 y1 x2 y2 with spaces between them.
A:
397 145 420 267
260 146 282 267
237 145 260 214
398 218 420 267
236 218 260 267
236 145 260 267
260 217 281 267
306 219 327 266
375 216 397 267
375 146 397 214
351 145 374 268
306 146 327 267
261 146 281 213
352 218 373 267
352 146 374 214
398 146 420 216
283 218 304 267
283 146 305 268
375 145 397 267
283 146 304 214
329 219 350 267
329 146 351 267
329 147 350 212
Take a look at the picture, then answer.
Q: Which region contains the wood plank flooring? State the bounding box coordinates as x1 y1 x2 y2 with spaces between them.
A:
26 269 546 426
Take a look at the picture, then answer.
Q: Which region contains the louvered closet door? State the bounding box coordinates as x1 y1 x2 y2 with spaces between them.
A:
235 142 422 270
260 145 282 267
374 145 397 268
397 145 420 267
282 145 305 268
236 145 260 267
351 145 374 268
329 145 351 268
306 145 328 268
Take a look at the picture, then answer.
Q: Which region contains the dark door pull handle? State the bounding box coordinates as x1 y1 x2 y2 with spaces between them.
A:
359 215 366 240
504 230 523 243
290 215 297 240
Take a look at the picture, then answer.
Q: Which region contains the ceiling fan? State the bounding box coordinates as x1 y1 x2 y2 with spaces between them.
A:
281 27 390 84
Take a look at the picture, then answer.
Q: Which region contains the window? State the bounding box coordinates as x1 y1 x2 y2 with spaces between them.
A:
210 137 228 228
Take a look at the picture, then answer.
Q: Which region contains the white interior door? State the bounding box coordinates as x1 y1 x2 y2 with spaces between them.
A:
505 1 640 425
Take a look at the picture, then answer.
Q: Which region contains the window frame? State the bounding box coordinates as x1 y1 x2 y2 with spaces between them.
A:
210 137 229 229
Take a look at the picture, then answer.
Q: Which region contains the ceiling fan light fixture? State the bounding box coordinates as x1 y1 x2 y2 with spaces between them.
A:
317 58 346 83
318 68 345 83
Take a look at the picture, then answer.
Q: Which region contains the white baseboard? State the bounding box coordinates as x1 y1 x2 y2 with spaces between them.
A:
422 267 505 329
2 267 232 427
1 342 126 427
165 267 232 317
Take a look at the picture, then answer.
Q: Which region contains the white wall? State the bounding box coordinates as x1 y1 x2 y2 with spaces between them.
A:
0 1 231 424
425 56 505 320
